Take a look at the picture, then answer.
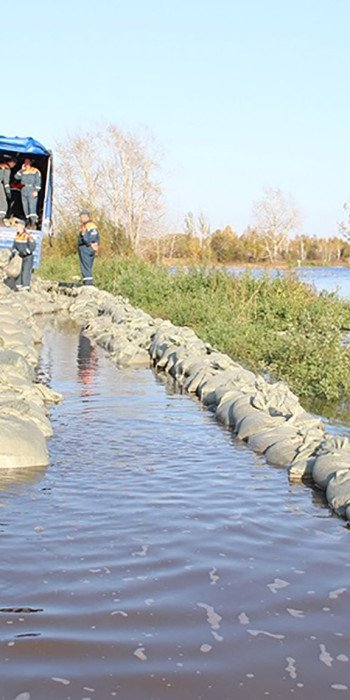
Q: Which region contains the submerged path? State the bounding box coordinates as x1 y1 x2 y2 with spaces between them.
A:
0 322 350 700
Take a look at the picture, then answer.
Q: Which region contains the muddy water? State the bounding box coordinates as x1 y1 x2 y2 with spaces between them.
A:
1 326 350 700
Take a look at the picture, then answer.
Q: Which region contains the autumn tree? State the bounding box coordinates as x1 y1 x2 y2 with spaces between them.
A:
210 225 239 262
239 227 266 262
252 188 301 262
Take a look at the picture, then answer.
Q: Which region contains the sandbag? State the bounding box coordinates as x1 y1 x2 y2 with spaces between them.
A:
312 453 350 491
0 415 49 468
163 348 182 373
265 435 303 467
199 368 255 407
288 455 317 481
34 384 63 405
5 254 22 278
0 248 11 270
290 409 324 431
215 391 245 426
251 380 301 418
237 411 285 440
0 350 34 381
111 343 150 368
287 430 324 481
248 424 300 454
176 356 210 386
0 322 33 339
184 367 214 394
210 384 241 408
0 399 53 437
7 343 38 366
230 395 255 427
326 470 350 516
156 344 178 369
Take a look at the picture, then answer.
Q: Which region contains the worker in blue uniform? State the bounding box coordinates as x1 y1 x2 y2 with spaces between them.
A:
78 209 100 285
0 158 16 223
14 158 41 228
11 219 36 290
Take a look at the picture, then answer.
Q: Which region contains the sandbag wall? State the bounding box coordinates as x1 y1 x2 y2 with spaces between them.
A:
33 280 350 521
0 256 67 471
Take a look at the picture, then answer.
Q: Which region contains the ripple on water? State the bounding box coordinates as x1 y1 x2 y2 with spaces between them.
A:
0 325 350 700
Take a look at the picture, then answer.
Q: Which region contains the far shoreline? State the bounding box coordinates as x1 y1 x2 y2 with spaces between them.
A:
159 258 350 269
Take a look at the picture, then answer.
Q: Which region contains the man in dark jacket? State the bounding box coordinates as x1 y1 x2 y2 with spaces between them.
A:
77 209 100 285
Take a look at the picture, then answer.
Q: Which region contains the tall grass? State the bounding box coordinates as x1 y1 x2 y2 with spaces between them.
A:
38 256 350 409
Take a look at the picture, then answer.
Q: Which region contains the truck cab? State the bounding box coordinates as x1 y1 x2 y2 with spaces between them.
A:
0 135 52 267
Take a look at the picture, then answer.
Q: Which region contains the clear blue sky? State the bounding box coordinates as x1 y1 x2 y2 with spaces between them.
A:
4 0 350 236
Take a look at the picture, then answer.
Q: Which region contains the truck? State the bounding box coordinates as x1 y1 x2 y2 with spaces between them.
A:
0 135 53 267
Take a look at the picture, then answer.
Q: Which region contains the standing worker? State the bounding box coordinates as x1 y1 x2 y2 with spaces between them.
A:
14 158 41 228
0 158 16 224
78 209 100 286
11 219 36 290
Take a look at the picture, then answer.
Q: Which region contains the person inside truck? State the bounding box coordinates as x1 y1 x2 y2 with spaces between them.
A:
0 158 16 224
14 157 41 228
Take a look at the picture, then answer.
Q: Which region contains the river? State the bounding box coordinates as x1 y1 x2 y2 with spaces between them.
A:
0 321 350 700
225 265 350 299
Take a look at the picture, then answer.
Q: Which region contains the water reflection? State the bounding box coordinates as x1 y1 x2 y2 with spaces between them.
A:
0 464 47 491
77 331 98 397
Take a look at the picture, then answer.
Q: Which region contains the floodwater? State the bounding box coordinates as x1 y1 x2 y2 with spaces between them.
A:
1 324 350 700
226 265 350 299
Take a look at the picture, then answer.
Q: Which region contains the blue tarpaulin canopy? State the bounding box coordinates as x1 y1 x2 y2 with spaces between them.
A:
0 134 53 233
0 135 50 156
0 135 53 266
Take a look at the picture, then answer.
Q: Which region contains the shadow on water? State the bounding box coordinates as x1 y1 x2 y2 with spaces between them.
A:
1 321 350 700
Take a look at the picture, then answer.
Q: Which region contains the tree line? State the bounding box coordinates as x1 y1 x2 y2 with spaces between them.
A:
53 125 350 265
148 226 350 265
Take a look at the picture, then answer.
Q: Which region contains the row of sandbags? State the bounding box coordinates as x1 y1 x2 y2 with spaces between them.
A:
39 280 350 521
0 255 65 471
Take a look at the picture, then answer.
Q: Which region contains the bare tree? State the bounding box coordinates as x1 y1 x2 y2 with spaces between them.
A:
252 187 301 262
183 210 210 247
197 211 211 246
183 211 196 237
54 125 164 253
55 132 101 219
339 200 350 241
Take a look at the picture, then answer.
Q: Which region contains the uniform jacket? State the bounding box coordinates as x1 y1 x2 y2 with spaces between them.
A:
0 164 11 198
78 221 100 248
15 166 41 192
12 231 36 257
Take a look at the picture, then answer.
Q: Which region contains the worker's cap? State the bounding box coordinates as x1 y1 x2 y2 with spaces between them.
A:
79 209 90 217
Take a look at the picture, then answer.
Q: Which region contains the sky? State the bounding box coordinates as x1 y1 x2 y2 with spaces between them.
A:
3 0 350 237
